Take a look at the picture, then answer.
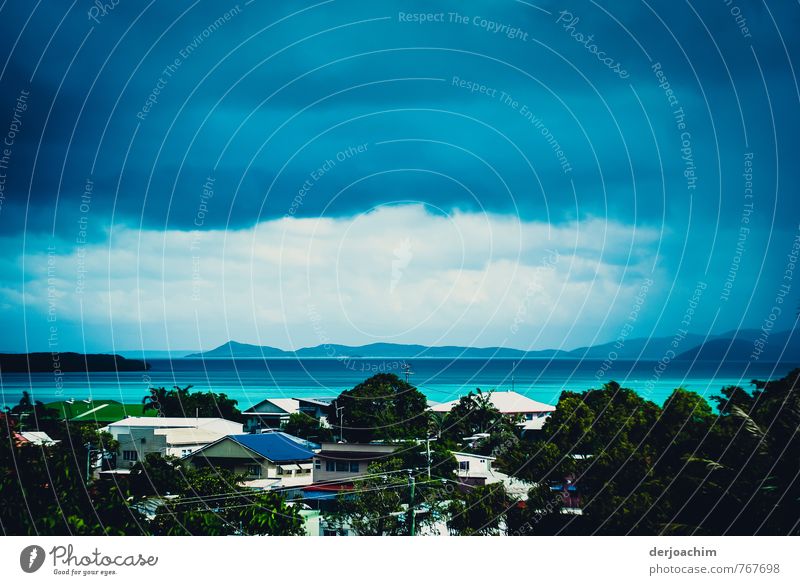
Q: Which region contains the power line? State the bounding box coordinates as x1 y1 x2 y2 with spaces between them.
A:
144 468 422 507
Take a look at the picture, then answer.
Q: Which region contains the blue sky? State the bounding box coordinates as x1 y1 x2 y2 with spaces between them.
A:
0 0 798 352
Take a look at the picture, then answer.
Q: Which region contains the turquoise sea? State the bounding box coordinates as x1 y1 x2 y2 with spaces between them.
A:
1 357 796 411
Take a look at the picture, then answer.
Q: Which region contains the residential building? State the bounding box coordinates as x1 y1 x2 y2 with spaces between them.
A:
296 397 331 425
453 451 534 499
184 432 316 488
101 416 243 468
14 431 59 446
242 397 332 432
312 442 398 483
430 390 555 433
453 451 496 487
242 398 300 432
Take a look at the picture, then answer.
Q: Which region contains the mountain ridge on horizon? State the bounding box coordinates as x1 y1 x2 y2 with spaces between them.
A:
183 329 799 362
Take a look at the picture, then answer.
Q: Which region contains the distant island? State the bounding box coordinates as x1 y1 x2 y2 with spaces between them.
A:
185 330 798 362
0 353 150 373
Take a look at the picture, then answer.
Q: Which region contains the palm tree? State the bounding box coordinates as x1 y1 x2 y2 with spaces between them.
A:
427 411 447 439
142 386 169 416
12 391 33 414
469 388 499 434
142 385 194 417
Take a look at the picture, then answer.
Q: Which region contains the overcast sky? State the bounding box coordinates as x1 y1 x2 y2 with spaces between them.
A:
0 0 798 352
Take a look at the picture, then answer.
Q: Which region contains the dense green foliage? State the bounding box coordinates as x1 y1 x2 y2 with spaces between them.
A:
128 453 303 535
499 370 800 535
436 389 521 455
4 369 800 535
335 373 428 442
144 462 303 536
4 391 60 432
0 416 302 535
0 414 144 535
447 482 511 535
142 385 243 422
328 444 462 535
281 412 334 442
328 460 413 536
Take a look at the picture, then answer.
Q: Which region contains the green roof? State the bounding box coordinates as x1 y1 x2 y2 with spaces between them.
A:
44 400 157 423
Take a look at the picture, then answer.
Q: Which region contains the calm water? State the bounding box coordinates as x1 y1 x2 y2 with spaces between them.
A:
1 357 796 411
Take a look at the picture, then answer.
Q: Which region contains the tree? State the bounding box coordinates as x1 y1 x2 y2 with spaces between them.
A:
149 465 303 535
0 412 145 535
427 410 447 439
679 368 800 535
142 385 243 422
281 412 333 442
497 373 800 536
10 391 59 433
328 460 410 535
329 454 452 536
440 389 521 455
128 453 186 498
447 482 512 535
335 374 428 442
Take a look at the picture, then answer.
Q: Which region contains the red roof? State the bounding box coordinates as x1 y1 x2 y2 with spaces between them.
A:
304 483 355 492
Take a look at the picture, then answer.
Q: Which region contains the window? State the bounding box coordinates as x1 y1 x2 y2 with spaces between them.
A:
458 461 470 472
247 465 261 477
277 466 284 476
314 459 321 469
525 413 534 420
122 450 138 462
181 449 193 457
325 460 357 472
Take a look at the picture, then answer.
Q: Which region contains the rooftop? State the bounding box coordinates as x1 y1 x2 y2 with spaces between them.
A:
225 432 316 463
154 427 223 445
17 431 59 445
430 391 555 414
243 398 299 414
104 416 239 429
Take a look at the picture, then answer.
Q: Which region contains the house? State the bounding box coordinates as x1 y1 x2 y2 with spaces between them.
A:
242 397 332 433
453 451 496 487
184 432 316 488
452 451 533 499
430 390 555 433
101 417 243 468
242 398 300 432
296 397 331 425
14 431 59 446
312 442 399 483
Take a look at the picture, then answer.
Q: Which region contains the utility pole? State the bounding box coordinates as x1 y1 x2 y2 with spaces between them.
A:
335 402 345 442
408 471 416 536
424 436 438 480
403 363 414 384
84 442 94 482
426 438 431 480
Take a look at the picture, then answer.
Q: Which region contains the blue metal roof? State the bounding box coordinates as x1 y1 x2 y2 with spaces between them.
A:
229 433 315 463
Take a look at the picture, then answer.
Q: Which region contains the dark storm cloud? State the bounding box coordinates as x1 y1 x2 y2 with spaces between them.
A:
0 0 798 350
